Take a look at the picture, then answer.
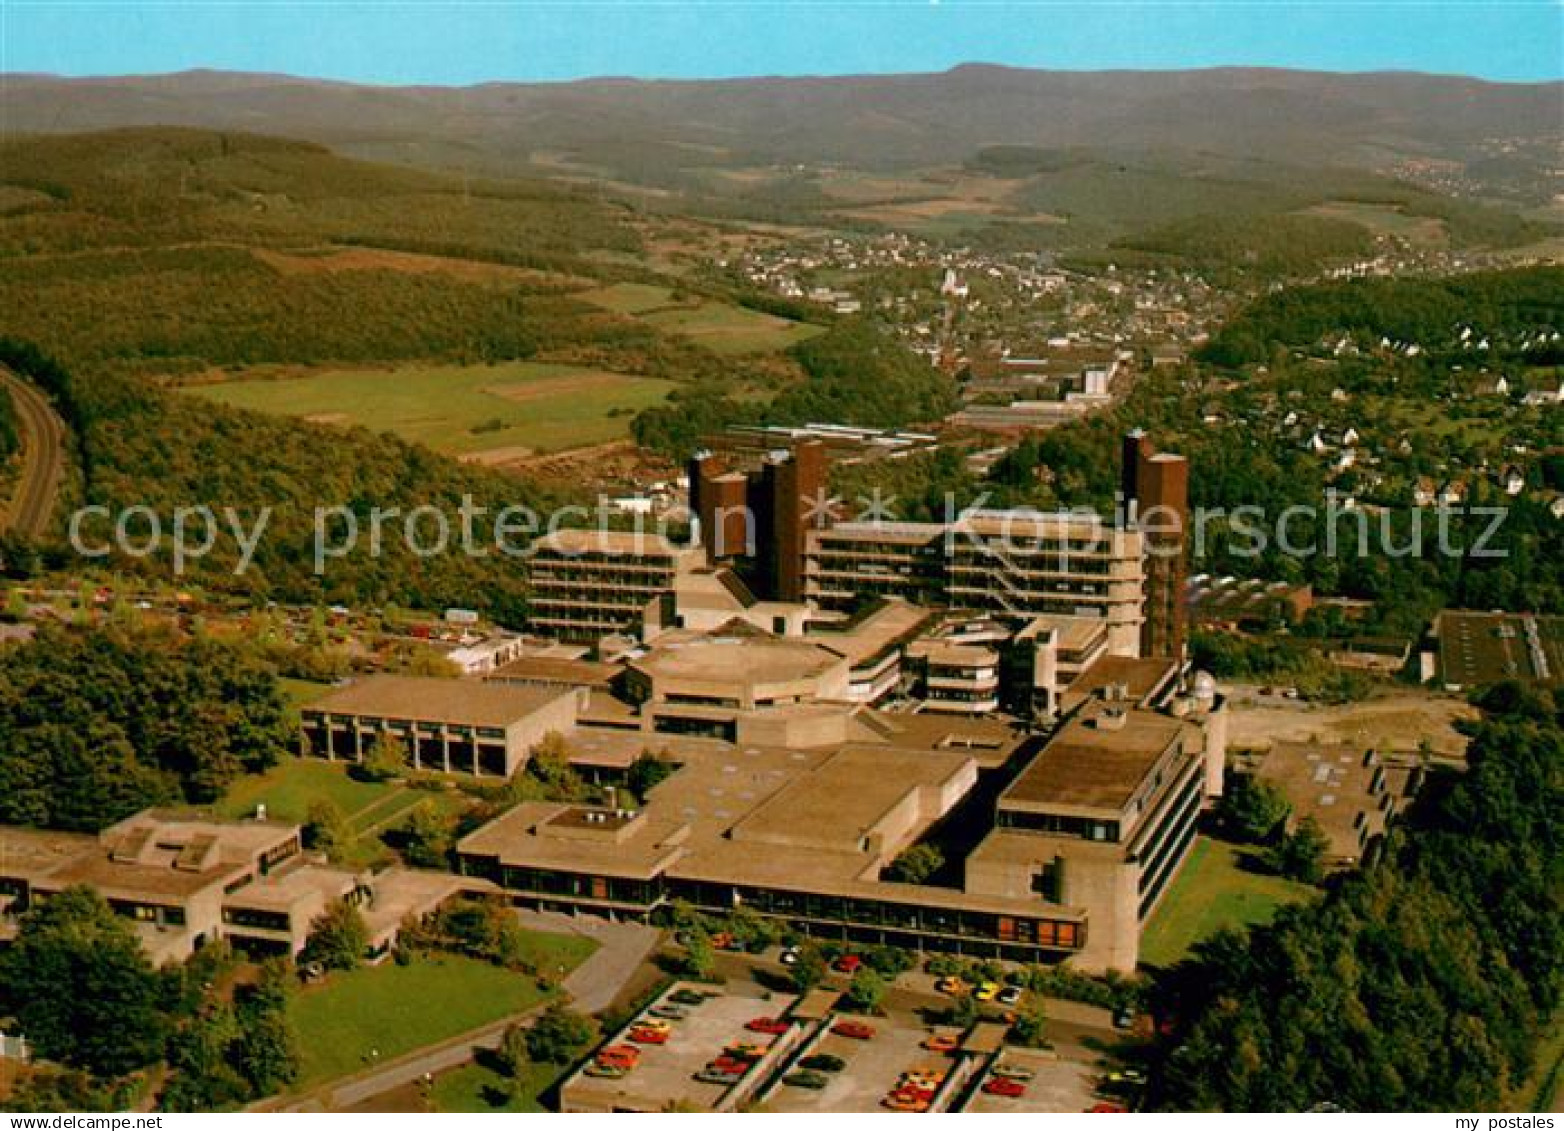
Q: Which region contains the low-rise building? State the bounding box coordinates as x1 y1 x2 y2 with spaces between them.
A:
300 675 581 777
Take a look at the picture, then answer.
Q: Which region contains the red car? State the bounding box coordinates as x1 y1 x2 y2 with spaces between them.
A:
628 1027 670 1045
832 954 863 974
597 1045 641 1067
831 1020 875 1040
746 1016 791 1035
1089 1102 1128 1113
984 1077 1027 1098
893 1085 936 1102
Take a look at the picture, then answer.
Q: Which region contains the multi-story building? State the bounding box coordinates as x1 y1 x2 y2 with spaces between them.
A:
964 659 1225 970
527 529 700 642
806 511 1145 655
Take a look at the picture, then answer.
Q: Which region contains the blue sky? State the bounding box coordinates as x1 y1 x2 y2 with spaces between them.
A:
3 2 1561 84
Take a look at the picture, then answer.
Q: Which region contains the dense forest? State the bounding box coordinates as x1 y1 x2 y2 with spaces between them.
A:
0 623 293 829
632 319 956 458
1152 685 1563 1110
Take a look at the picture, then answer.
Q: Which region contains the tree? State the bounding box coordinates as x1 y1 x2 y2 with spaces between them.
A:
0 886 166 1076
683 930 717 981
233 960 299 1096
844 967 887 1014
400 799 457 868
304 798 350 857
887 843 944 884
524 1003 599 1065
301 899 369 971
627 751 676 802
357 733 406 782
1218 774 1292 843
1009 998 1048 1048
790 946 827 992
1269 817 1329 883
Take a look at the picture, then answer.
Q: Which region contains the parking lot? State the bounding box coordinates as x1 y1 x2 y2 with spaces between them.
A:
962 1047 1098 1113
761 1013 953 1113
562 984 798 1112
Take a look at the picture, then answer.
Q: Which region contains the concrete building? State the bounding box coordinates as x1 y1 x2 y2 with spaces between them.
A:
300 675 581 777
964 658 1226 970
690 439 830 603
457 741 1090 965
807 513 1145 656
1251 741 1421 871
527 528 701 642
1122 430 1190 660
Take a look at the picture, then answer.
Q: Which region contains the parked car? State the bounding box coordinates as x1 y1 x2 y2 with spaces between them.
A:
922 1033 960 1053
973 981 1002 1002
934 975 970 996
832 1019 875 1040
984 1077 1027 1099
650 1003 690 1020
996 985 1025 1008
992 1062 1035 1082
596 1045 640 1066
1112 1007 1137 1030
585 1061 627 1079
671 988 709 1006
1089 1102 1128 1113
725 1041 768 1059
746 1016 790 1035
696 1068 744 1085
779 946 801 966
799 1053 846 1073
628 1026 670 1045
883 1094 930 1113
832 954 863 974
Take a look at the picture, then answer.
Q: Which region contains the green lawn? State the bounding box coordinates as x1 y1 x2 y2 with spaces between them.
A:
217 758 397 825
431 1059 564 1113
289 949 592 1088
280 678 332 708
579 282 823 355
1139 836 1317 967
186 360 674 455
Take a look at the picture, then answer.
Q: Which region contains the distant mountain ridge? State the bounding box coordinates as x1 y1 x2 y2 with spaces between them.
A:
6 64 1560 190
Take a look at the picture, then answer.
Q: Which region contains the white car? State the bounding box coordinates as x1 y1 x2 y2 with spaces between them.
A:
779 946 801 966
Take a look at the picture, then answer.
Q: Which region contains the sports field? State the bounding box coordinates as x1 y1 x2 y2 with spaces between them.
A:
578 282 823 354
187 361 674 455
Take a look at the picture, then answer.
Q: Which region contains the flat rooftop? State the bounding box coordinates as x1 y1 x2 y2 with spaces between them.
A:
0 827 97 879
1061 655 1180 714
810 598 934 669
534 528 687 558
307 675 572 727
487 656 621 689
1436 610 1563 689
632 627 844 689
1000 709 1186 817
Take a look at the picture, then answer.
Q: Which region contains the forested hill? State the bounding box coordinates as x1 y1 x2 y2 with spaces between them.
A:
1200 266 1564 366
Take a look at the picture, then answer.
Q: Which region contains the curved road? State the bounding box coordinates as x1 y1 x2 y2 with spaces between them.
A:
0 367 66 537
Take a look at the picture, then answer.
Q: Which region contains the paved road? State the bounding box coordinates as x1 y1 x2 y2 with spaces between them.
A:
0 368 66 537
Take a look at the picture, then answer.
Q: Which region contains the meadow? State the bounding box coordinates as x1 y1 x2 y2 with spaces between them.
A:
578 282 824 355
187 360 675 455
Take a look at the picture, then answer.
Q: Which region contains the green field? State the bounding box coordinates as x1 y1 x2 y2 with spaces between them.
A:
218 758 397 825
1139 836 1317 967
579 282 823 355
186 361 675 455
289 947 594 1088
431 1059 564 1112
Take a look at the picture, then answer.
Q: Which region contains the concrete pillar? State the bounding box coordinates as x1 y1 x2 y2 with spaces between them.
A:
441 728 451 774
